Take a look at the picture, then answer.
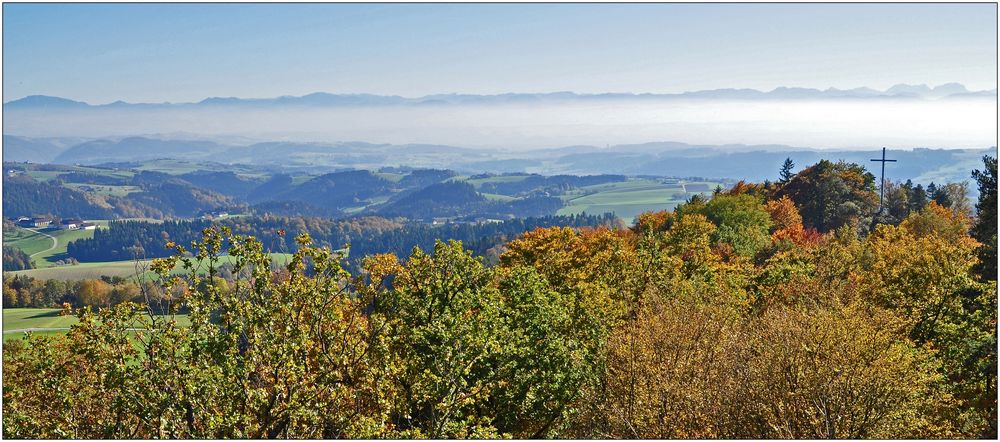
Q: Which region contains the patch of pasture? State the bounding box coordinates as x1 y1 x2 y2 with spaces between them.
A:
557 178 722 223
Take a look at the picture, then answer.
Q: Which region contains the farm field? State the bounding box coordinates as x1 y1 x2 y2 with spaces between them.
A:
15 164 134 182
3 308 192 341
557 179 722 223
6 253 295 281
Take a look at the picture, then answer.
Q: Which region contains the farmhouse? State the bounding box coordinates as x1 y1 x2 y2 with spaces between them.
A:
200 210 230 220
79 222 98 230
17 217 53 228
60 219 84 230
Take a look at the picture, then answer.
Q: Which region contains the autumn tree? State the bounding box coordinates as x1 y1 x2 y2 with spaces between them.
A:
697 193 772 258
3 229 386 438
775 160 878 233
860 205 996 436
725 303 956 438
74 279 112 307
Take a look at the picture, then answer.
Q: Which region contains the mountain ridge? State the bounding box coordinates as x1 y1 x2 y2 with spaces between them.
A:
6 83 996 108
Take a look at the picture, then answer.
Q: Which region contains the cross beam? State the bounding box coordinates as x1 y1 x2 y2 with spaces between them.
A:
870 147 897 212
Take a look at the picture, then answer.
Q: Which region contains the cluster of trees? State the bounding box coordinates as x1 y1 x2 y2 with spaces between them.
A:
2 157 995 438
65 213 619 269
2 275 147 309
878 179 971 225
3 219 34 270
2 245 33 271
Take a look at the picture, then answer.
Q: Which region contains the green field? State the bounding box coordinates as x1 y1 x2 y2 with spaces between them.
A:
7 260 159 281
374 172 405 182
3 308 192 341
557 179 721 223
481 192 517 202
3 224 109 268
462 174 531 188
20 170 68 181
129 159 205 174
5 219 293 279
3 308 80 331
18 164 134 182
3 227 53 257
7 253 295 281
64 183 141 197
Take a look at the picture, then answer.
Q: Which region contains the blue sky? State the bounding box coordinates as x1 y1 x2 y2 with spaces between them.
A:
3 3 997 103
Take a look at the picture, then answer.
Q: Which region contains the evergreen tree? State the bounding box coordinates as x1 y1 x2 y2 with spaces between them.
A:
931 183 953 209
972 155 997 281
910 183 929 213
779 157 795 183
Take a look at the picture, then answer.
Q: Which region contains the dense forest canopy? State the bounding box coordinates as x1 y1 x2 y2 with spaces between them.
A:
1 156 997 439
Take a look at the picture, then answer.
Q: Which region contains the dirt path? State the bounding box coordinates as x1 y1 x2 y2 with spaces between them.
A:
3 327 71 334
25 227 57 258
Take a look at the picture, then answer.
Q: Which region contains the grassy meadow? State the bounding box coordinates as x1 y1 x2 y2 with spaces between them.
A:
3 308 192 341
557 178 722 223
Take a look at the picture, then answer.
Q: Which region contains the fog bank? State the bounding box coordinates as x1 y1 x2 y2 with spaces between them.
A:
3 98 996 150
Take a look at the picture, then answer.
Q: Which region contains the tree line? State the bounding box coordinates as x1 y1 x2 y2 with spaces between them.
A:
65 213 620 269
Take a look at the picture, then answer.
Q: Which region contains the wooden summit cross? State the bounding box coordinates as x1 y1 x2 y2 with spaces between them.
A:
870 147 897 212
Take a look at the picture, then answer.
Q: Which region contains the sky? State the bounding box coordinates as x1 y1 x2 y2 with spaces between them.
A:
2 3 997 104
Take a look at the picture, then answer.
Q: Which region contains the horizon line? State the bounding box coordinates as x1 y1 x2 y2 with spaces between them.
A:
6 82 998 107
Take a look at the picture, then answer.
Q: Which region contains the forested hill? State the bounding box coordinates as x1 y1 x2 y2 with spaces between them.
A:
3 162 633 221
3 170 233 219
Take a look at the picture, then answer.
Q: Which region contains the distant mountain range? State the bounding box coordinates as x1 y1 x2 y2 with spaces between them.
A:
4 83 995 109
